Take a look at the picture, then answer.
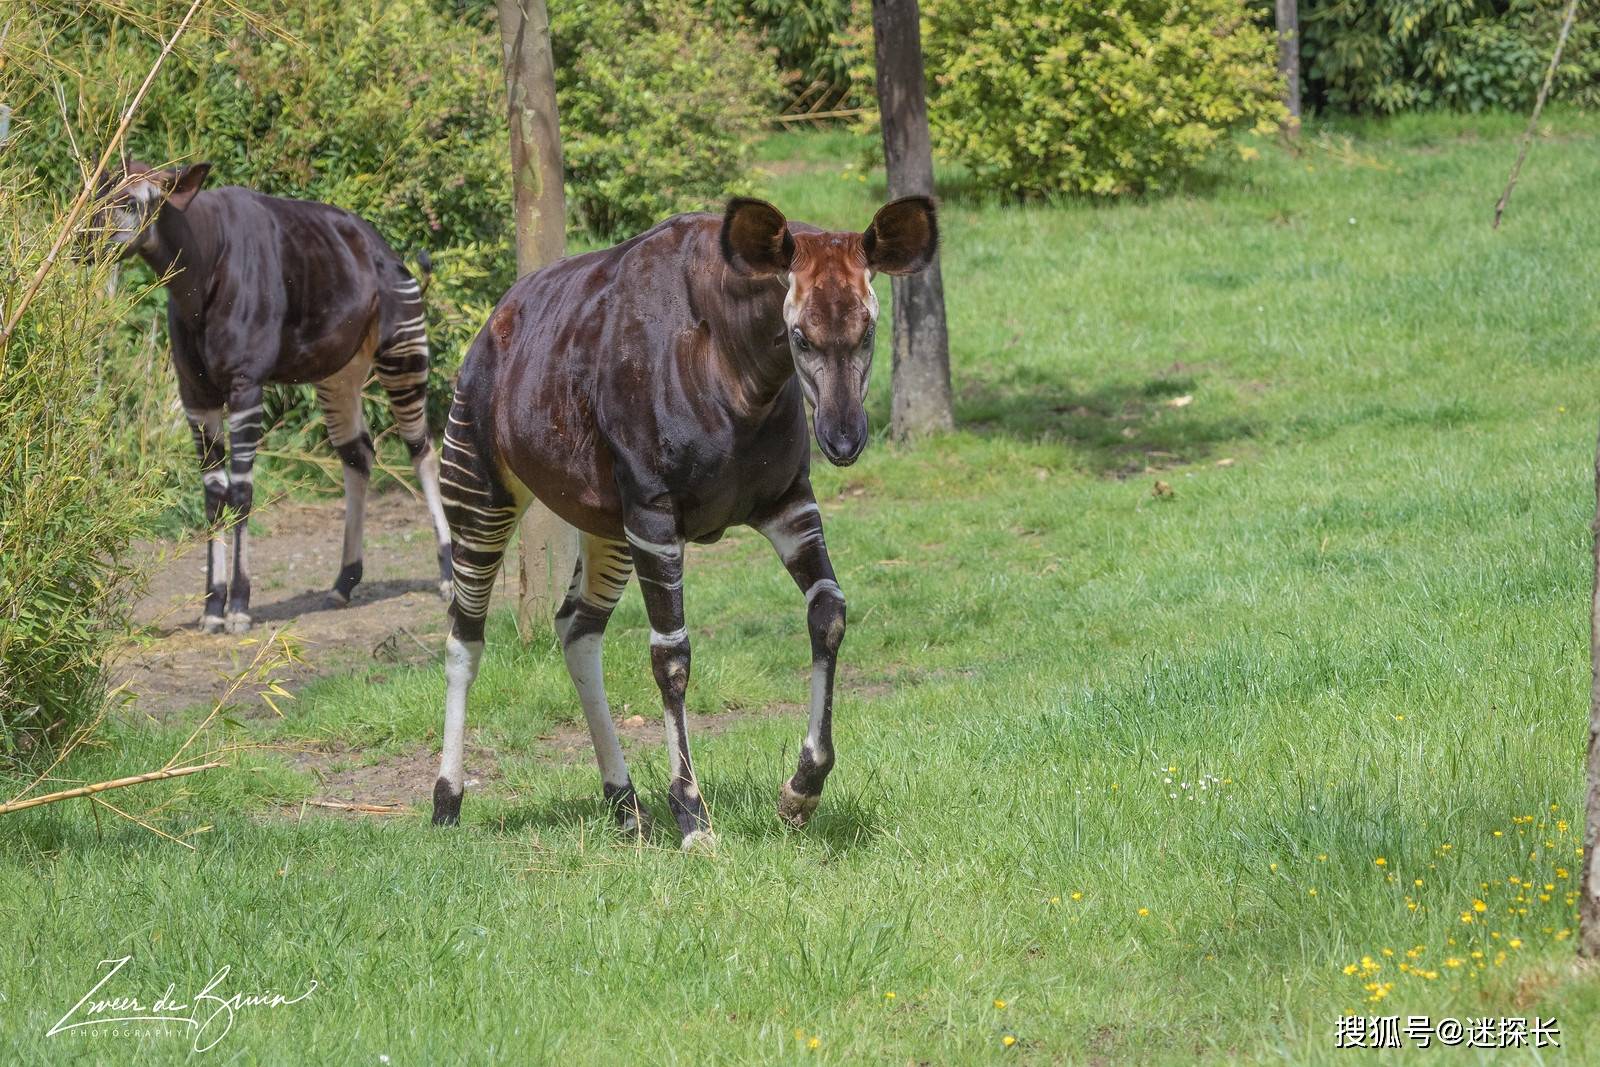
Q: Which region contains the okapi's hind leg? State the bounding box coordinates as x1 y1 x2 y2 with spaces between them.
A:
554 534 647 835
431 402 521 826
625 510 714 850
315 355 375 607
184 406 229 633
376 274 453 600
756 491 846 828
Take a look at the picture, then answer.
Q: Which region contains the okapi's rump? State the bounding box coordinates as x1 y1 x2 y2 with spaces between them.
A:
432 196 939 846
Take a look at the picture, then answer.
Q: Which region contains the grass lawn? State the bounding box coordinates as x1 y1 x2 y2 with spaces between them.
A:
5 111 1600 1063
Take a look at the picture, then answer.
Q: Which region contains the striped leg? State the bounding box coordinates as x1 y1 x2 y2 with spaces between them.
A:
625 511 713 849
756 491 846 828
186 407 229 633
377 277 453 600
315 355 374 606
553 534 644 832
223 388 265 634
431 402 522 826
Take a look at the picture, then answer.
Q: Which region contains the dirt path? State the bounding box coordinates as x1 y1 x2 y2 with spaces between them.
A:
111 490 482 720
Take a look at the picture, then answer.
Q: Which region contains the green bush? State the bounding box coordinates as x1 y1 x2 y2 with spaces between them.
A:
1301 0 1600 114
921 0 1286 199
553 0 782 240
707 0 866 103
0 174 170 765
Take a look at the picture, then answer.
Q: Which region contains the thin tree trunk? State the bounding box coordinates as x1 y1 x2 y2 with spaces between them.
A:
1275 0 1301 135
871 0 953 440
496 0 578 637
1582 419 1600 956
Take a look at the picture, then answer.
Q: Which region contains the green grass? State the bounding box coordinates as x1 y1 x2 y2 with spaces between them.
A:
6 111 1600 1063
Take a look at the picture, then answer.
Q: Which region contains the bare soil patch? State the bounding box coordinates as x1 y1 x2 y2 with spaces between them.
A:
111 490 482 721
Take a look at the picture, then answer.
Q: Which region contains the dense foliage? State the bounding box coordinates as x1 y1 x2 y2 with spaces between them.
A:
921 0 1286 198
1300 0 1600 114
552 0 782 240
0 183 170 764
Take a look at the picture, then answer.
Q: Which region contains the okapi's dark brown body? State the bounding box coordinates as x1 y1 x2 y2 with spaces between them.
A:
433 196 939 846
460 214 816 543
151 188 416 408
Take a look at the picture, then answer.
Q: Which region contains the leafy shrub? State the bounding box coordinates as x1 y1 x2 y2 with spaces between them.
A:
921 0 1286 199
552 0 782 239
1300 0 1600 114
0 168 170 764
707 0 866 104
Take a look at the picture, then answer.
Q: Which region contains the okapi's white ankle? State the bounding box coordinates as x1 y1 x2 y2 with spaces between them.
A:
681 829 718 853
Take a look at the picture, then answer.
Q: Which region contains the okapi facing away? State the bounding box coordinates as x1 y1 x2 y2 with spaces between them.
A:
93 162 454 632
433 195 938 847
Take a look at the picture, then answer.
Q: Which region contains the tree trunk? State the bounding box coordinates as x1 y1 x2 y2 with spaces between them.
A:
1275 0 1301 134
870 0 953 440
496 0 577 637
1582 419 1600 957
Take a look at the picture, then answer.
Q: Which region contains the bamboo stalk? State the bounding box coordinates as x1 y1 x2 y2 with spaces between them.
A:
0 762 221 816
1492 0 1580 229
771 108 867 124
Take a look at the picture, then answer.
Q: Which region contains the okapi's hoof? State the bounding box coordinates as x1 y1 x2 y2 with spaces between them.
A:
431 777 462 826
437 579 454 604
681 829 718 853
778 780 820 828
199 615 226 635
324 589 351 610
224 612 252 635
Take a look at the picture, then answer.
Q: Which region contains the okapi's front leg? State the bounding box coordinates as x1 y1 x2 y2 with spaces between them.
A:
554 534 645 833
185 407 230 633
625 512 714 849
756 491 846 828
222 388 265 634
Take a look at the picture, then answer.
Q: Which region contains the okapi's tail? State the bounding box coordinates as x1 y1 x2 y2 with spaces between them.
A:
413 248 434 299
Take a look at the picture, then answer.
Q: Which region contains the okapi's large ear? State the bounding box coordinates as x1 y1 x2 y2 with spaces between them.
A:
164 162 212 212
863 196 938 276
721 198 794 277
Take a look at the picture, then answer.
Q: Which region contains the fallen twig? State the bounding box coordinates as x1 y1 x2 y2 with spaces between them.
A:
1493 0 1580 229
303 799 411 815
0 762 221 816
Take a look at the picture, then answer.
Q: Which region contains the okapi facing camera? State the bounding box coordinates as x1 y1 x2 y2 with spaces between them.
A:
432 195 939 847
90 162 454 633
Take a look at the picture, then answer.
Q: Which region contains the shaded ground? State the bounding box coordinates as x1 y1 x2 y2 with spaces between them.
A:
110 490 476 721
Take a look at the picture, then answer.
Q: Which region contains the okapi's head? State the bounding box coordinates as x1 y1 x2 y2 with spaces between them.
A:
87 160 211 259
721 196 938 466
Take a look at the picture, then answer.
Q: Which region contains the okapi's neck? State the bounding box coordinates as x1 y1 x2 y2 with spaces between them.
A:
694 263 796 415
141 198 221 325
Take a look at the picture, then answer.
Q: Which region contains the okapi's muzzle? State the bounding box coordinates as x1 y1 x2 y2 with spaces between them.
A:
721 193 940 469
805 363 869 467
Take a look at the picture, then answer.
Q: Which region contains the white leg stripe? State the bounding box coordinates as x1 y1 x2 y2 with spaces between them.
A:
650 627 688 647
625 527 680 558
804 579 842 606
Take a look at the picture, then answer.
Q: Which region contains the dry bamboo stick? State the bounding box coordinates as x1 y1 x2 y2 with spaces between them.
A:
303 799 411 815
0 762 221 816
771 108 867 124
1493 0 1580 229
0 0 210 357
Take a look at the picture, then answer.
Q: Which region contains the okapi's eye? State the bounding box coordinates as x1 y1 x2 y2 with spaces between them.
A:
791 328 811 352
861 326 875 352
